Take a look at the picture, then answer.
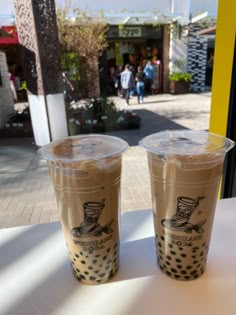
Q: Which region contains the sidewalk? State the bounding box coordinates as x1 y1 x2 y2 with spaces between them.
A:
0 92 211 228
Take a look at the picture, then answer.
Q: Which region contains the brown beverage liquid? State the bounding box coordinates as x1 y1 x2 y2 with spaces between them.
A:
48 155 122 285
148 152 224 280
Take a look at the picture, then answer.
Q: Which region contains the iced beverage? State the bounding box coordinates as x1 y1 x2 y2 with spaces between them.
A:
140 130 234 280
39 135 128 285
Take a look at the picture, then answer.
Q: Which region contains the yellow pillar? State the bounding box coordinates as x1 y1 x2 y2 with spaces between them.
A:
210 0 236 135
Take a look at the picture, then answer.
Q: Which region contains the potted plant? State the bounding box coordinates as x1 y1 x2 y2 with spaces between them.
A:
169 72 192 94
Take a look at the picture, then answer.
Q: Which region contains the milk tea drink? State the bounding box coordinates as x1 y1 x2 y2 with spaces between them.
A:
39 135 128 285
140 130 234 280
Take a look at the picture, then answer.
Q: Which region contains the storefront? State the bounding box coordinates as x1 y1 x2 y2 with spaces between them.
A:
103 25 166 95
0 26 26 101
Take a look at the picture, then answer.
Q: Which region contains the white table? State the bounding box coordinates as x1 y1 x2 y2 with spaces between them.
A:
0 198 236 315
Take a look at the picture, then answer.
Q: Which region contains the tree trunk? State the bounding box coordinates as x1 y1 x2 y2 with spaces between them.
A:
86 56 100 98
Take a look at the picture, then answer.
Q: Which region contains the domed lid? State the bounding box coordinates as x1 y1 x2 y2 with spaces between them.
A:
39 134 128 163
139 130 235 156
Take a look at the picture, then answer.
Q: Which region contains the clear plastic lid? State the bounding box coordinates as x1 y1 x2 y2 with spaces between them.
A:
39 134 129 162
139 130 235 156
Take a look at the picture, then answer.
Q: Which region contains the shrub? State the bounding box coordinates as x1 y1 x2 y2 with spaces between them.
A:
168 72 192 82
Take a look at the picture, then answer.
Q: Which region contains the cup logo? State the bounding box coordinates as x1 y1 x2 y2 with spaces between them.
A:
161 196 206 233
71 199 114 238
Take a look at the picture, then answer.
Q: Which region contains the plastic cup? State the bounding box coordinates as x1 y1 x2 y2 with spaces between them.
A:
139 130 235 280
39 134 128 285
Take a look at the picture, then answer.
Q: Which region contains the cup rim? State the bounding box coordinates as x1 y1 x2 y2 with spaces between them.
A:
139 130 235 156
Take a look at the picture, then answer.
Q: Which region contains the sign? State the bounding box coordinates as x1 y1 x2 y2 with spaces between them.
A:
118 27 142 38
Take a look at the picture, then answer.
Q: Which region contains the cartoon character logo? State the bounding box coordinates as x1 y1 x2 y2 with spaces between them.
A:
71 199 113 238
161 196 206 234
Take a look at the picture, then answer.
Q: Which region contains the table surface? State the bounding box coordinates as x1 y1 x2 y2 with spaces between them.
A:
0 198 236 315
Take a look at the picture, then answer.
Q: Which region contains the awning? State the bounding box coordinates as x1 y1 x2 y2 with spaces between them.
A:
0 26 18 45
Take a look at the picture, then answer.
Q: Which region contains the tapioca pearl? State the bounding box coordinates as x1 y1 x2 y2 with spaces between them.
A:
180 270 187 275
194 274 199 279
99 273 106 278
184 276 190 280
170 251 176 255
80 274 86 280
200 251 204 257
166 261 171 266
108 270 114 279
76 268 80 272
94 270 100 274
88 266 93 270
192 255 196 259
166 271 171 276
177 265 182 269
103 255 107 261
190 270 197 275
159 255 163 261
178 247 183 251
166 255 172 261
181 253 187 258
192 247 199 253
158 242 162 248
95 254 100 258
85 271 90 276
89 276 96 281
186 265 192 270
113 243 118 249
92 259 98 264
85 255 89 259
170 268 178 274
159 265 164 270
196 264 201 268
73 258 76 262
163 264 167 269
80 252 84 256
174 275 180 279
106 248 111 253
159 249 163 255
106 258 112 264
114 265 119 273
105 265 110 271
75 254 79 258
161 236 165 241
193 260 198 264
71 261 75 265
81 260 86 264
200 267 205 274
168 244 173 249
175 258 181 263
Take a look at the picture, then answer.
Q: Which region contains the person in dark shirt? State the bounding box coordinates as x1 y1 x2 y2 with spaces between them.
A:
135 66 145 104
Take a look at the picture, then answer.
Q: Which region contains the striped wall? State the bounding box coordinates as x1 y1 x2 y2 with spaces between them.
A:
187 24 208 92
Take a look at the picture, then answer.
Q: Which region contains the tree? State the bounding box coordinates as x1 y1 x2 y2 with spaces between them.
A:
57 1 109 98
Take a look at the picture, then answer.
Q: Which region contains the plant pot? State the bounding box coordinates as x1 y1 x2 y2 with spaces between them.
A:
169 80 190 94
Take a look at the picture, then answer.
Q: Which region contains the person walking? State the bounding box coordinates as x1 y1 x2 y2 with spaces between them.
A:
135 66 145 104
143 60 154 94
120 64 134 104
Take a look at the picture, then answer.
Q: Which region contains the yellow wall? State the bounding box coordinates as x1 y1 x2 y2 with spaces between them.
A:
210 0 236 136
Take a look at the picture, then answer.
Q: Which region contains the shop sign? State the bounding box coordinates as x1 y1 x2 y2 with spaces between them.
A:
119 27 142 37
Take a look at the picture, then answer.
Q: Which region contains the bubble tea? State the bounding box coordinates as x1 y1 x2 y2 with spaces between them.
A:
39 135 128 285
140 130 235 280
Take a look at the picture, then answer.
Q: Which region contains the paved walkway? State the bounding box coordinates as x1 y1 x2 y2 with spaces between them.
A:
0 92 211 228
